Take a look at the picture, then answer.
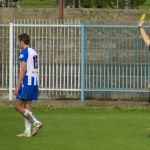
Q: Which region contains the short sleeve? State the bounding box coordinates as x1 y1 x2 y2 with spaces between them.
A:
19 49 28 62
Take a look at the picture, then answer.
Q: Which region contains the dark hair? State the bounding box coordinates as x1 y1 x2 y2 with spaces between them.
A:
18 33 30 45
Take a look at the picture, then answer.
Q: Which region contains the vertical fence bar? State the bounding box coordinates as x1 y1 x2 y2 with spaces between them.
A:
125 34 128 89
49 21 52 95
92 32 94 89
130 36 132 89
81 24 85 102
52 23 55 90
67 23 70 94
56 20 58 94
136 30 138 89
41 22 44 90
5 27 8 88
70 21 73 93
74 21 77 91
96 31 98 89
9 23 13 101
99 28 102 89
45 20 48 92
63 23 66 90
59 24 62 95
2 27 4 88
115 30 117 89
78 28 81 95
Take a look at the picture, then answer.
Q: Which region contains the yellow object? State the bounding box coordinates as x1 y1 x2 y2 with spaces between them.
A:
140 14 146 21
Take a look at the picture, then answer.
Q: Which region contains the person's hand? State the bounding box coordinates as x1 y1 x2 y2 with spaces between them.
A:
139 20 144 28
14 85 19 96
147 84 150 90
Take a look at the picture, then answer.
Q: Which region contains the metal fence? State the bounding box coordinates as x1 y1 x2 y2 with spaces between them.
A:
81 24 150 100
0 21 149 101
0 24 9 90
9 20 81 100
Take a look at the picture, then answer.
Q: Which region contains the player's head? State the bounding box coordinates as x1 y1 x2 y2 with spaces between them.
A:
18 33 30 49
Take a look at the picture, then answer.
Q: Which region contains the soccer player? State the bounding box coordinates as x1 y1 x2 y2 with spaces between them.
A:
14 33 42 137
139 20 150 89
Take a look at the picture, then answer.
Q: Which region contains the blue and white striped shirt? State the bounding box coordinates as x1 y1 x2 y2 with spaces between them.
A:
19 47 39 86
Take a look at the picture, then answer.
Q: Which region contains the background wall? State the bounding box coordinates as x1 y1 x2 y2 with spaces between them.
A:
0 8 150 24
0 8 150 100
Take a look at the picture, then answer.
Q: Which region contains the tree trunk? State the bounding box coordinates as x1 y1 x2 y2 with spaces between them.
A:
124 0 131 9
75 0 80 8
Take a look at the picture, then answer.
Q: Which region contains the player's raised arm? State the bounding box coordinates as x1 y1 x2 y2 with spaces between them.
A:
139 20 150 47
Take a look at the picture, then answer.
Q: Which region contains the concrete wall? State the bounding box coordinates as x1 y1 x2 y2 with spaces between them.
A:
0 8 150 24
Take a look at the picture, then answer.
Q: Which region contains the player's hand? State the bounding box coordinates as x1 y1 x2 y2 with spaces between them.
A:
139 20 144 28
14 85 19 96
147 84 150 90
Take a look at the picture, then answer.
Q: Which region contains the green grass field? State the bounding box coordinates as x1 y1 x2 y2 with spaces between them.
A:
138 0 150 9
19 0 57 8
1 106 150 150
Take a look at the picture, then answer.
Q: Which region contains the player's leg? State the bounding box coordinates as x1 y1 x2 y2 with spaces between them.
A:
23 101 32 136
20 102 32 134
14 99 34 123
15 100 26 137
16 84 42 136
15 85 38 123
14 100 33 137
24 101 43 136
14 84 36 137
21 102 29 133
23 102 29 130
14 99 25 114
25 101 41 125
28 85 43 136
14 88 36 137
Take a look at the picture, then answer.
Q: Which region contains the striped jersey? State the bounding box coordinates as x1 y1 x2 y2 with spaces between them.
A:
19 47 39 86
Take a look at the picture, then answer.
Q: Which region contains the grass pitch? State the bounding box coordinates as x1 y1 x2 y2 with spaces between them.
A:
19 0 57 8
1 106 150 150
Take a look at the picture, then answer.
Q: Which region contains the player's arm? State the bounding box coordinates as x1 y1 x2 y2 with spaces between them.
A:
14 62 27 96
140 28 150 47
139 20 150 47
16 61 27 87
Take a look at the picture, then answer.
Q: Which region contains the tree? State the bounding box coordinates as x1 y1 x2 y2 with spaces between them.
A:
65 0 146 9
75 0 80 8
124 0 131 9
130 0 146 8
80 0 94 8
119 0 146 9
94 0 108 8
65 0 74 7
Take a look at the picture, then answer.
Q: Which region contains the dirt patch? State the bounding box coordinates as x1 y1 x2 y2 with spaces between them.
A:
0 99 149 108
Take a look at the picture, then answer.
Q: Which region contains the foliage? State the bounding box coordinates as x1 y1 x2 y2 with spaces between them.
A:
130 0 146 8
65 0 147 9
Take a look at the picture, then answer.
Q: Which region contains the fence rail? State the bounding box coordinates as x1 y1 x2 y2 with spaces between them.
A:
0 21 149 101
